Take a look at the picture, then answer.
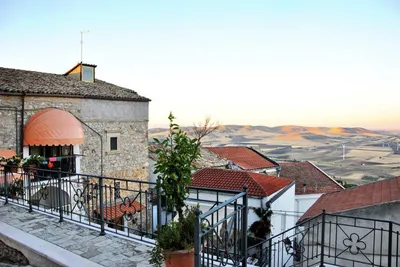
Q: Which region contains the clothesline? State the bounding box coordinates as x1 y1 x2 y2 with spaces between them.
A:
44 154 82 162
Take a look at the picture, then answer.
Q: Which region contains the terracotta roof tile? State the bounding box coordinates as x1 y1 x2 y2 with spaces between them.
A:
279 161 343 195
95 200 145 221
192 168 293 197
204 147 278 170
299 176 400 222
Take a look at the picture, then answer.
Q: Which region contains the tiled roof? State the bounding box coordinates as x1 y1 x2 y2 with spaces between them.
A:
0 67 150 101
299 176 400 222
192 168 293 197
149 145 229 169
279 161 343 195
95 200 145 221
204 146 278 170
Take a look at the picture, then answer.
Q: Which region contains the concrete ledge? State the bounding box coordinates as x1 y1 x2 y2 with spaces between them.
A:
0 221 102 267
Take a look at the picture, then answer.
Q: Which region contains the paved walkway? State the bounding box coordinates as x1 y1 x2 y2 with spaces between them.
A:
0 200 153 267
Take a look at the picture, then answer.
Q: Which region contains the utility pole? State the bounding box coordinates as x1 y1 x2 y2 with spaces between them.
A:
342 144 345 160
80 30 89 63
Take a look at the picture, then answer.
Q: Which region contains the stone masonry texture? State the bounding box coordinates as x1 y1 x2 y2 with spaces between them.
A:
0 95 149 182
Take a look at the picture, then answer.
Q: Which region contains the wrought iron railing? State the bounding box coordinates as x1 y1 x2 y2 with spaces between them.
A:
247 210 400 267
0 166 242 245
195 185 249 267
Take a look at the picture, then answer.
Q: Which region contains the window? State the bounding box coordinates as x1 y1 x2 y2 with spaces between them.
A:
110 137 118 151
106 131 120 154
82 66 94 82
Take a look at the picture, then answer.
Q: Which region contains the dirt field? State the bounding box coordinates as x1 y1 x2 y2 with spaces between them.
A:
150 125 400 185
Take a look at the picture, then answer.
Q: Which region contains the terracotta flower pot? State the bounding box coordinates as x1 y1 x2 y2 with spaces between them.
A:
164 249 194 267
24 164 37 175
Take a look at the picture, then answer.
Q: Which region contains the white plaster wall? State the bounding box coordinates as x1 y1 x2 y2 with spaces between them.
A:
294 193 322 220
270 184 296 235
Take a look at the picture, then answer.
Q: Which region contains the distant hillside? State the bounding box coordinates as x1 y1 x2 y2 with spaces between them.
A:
149 125 381 138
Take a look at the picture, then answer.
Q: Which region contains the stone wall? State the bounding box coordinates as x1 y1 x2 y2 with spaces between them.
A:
0 95 149 182
0 96 23 154
0 240 29 265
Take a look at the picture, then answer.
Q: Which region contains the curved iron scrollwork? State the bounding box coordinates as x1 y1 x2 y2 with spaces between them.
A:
200 216 242 266
73 188 85 210
343 233 367 255
119 196 139 222
39 183 49 200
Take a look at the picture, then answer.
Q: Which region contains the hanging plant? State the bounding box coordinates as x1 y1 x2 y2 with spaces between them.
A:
249 203 273 239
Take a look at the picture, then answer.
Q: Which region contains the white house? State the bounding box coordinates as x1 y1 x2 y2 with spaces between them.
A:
279 161 344 220
190 168 296 237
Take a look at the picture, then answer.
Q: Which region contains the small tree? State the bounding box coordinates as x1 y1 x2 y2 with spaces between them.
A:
153 112 202 219
191 116 220 141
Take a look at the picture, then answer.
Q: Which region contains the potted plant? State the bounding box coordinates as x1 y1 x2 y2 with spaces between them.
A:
22 154 45 173
5 155 22 173
149 112 202 267
6 182 23 199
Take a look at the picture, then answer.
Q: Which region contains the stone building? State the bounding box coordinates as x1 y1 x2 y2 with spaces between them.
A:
0 63 150 180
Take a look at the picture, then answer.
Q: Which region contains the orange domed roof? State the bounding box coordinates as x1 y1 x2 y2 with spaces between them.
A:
24 108 84 146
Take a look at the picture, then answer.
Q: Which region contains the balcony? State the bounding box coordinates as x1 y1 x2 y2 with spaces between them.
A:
1 166 399 267
248 211 400 267
0 167 248 267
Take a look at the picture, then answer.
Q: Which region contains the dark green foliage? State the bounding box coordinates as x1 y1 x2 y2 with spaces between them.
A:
149 206 199 267
153 112 201 219
334 178 357 188
5 155 22 166
150 112 204 266
249 204 273 239
22 155 45 168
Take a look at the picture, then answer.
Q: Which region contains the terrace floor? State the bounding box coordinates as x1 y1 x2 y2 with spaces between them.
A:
0 200 153 267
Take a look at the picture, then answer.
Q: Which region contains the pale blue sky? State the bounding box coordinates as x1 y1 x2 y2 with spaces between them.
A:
1 1 399 130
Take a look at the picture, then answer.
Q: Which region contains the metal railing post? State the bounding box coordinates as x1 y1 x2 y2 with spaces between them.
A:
388 221 393 267
27 169 32 213
57 168 63 222
4 167 8 205
241 185 248 267
320 209 326 267
156 187 162 229
99 176 105 236
268 238 272 267
194 208 202 267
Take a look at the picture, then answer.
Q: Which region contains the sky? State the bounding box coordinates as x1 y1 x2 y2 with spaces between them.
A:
1 1 399 130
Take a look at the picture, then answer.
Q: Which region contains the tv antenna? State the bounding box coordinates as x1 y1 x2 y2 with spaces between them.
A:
342 144 345 160
80 30 90 63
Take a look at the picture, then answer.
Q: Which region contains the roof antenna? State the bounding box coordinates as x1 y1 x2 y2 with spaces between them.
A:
80 30 90 63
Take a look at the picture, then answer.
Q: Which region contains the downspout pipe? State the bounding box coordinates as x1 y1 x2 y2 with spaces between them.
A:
68 114 104 177
20 93 25 154
0 106 19 154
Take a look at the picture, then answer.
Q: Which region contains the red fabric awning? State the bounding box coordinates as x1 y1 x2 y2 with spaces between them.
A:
24 108 84 146
0 150 16 158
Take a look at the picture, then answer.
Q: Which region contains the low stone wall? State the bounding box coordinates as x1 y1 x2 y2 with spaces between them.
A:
0 240 29 266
